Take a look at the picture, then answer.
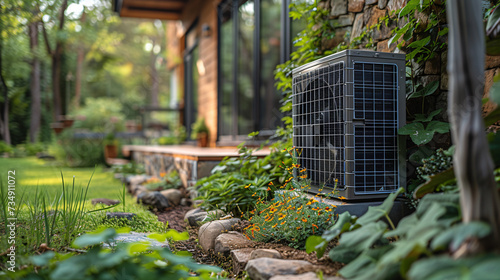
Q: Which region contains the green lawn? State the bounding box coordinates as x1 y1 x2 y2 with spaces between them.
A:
0 157 123 203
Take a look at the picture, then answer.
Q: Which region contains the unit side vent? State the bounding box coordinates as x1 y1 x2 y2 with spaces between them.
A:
292 62 345 188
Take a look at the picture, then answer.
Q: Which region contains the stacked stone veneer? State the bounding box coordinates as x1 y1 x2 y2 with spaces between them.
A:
325 0 499 129
131 151 219 191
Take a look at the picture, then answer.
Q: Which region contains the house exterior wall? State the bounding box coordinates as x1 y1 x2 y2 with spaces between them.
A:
176 0 220 146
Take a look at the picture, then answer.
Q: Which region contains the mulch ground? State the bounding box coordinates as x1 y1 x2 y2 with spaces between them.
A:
153 207 344 277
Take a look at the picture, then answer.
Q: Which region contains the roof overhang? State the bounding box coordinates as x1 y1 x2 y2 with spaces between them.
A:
113 0 187 20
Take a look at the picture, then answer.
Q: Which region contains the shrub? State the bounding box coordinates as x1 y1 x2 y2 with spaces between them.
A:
195 142 292 216
246 189 336 249
0 141 13 154
144 170 182 191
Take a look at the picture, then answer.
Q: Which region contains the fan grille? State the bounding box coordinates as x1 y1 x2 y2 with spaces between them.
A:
292 62 345 188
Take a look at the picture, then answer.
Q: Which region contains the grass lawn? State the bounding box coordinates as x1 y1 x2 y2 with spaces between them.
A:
0 157 124 203
0 157 167 254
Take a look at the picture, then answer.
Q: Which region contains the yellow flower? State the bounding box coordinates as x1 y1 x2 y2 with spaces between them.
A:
272 223 278 228
244 184 251 189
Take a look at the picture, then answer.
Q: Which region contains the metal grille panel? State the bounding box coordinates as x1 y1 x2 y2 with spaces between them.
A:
353 62 399 194
292 62 345 188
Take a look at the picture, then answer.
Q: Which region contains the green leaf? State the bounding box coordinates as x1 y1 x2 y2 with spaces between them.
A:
410 127 435 145
165 229 190 241
378 203 446 267
426 121 450 134
338 221 388 253
408 81 439 99
413 167 455 199
321 211 354 241
398 122 425 135
484 106 500 127
408 256 464 280
431 221 491 251
305 235 325 255
487 6 500 37
470 258 500 280
399 0 420 17
338 246 394 279
413 109 442 122
356 188 404 226
148 233 168 243
489 80 500 105
128 242 151 254
72 228 116 248
30 251 56 266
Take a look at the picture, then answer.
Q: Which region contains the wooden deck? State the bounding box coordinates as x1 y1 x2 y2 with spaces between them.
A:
122 145 271 161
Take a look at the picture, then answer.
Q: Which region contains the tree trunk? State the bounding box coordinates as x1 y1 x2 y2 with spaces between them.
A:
0 9 11 145
29 22 42 143
150 43 159 106
447 0 500 256
73 47 84 109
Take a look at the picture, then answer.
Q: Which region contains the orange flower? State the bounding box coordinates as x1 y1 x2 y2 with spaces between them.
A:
244 184 251 189
312 224 318 234
302 218 307 222
339 196 346 200
159 172 167 178
267 187 271 191
272 223 278 228
296 226 301 230
280 221 286 225
252 192 257 197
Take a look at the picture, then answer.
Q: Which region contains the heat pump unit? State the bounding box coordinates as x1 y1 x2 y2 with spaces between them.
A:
292 50 406 200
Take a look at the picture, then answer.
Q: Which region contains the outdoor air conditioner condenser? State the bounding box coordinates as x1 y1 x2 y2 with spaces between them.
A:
292 50 406 200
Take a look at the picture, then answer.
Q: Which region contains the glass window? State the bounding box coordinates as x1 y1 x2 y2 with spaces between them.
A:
238 1 255 135
218 0 301 140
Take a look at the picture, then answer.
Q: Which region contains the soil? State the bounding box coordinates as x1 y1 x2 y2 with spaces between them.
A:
154 207 344 278
155 205 192 232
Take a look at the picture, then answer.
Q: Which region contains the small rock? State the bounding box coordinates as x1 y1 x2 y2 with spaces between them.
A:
103 231 169 249
348 0 364 12
245 258 312 280
214 231 254 255
366 0 378 5
137 191 170 210
270 272 344 280
180 198 192 206
231 248 255 275
350 13 365 42
378 0 388 9
330 0 348 17
36 153 55 160
106 212 137 220
198 218 241 251
131 184 148 196
160 189 183 206
250 249 282 260
127 174 148 185
184 209 225 227
92 198 120 206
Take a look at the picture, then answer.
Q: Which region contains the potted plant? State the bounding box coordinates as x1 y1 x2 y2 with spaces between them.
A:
103 133 119 159
190 117 209 147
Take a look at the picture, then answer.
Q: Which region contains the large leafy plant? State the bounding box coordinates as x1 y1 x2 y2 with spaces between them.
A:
306 189 498 279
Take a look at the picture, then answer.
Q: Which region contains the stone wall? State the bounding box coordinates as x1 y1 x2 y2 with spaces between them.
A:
132 151 220 190
324 0 499 122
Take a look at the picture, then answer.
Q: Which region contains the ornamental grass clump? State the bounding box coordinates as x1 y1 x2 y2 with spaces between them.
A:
244 154 337 249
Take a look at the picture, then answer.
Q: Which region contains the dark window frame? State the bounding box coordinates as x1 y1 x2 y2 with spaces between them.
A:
217 0 293 143
184 18 199 139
